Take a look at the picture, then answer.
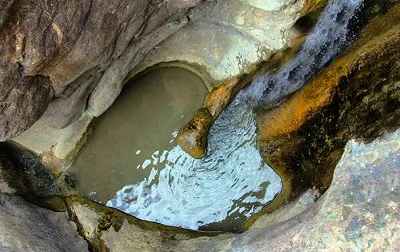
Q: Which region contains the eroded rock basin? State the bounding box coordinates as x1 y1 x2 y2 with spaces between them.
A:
0 0 399 251
67 67 282 232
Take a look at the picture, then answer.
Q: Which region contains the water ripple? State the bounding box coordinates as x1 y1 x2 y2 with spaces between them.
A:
107 98 282 230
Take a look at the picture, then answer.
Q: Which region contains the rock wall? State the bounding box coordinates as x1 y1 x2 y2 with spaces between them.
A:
0 0 202 141
0 152 87 251
0 1 398 251
130 0 309 83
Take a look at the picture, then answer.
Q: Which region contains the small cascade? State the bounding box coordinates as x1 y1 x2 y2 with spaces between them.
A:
241 0 364 107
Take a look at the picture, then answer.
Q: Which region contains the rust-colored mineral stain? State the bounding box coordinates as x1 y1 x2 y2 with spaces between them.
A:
258 56 352 139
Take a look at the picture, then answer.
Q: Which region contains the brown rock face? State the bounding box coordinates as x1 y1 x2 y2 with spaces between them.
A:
0 62 53 141
0 0 201 141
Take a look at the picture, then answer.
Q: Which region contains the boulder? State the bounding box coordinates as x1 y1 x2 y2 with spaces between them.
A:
0 194 88 252
176 108 213 158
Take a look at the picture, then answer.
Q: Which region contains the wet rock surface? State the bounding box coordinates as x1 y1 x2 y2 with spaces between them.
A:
255 4 400 217
0 142 63 197
65 196 226 252
0 152 16 194
204 78 240 120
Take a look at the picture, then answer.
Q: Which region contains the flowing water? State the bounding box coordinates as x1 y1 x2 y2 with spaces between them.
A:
68 67 282 232
242 0 364 107
69 0 365 233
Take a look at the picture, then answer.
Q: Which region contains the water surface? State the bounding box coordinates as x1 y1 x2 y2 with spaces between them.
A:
68 67 282 232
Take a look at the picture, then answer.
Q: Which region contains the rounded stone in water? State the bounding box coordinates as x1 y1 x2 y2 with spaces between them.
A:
69 67 282 232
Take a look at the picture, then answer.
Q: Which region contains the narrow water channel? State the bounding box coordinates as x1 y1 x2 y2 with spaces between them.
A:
68 67 282 232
